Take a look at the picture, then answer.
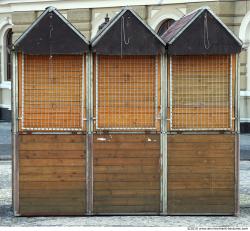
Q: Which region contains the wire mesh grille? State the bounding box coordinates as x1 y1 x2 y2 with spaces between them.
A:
170 55 232 131
21 54 84 131
96 55 157 130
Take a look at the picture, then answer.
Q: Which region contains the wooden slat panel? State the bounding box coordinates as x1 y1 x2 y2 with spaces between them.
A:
20 189 85 198
168 157 234 166
94 181 159 190
20 166 84 174
20 159 85 167
20 173 85 182
94 197 160 206
95 165 159 174
20 198 85 215
168 142 234 151
94 150 160 158
19 134 86 215
168 134 235 143
167 134 236 214
19 143 85 151
94 143 159 151
19 134 85 143
93 205 159 213
168 204 235 214
20 181 84 190
94 158 159 166
93 134 160 214
168 189 234 198
94 173 159 181
19 150 84 159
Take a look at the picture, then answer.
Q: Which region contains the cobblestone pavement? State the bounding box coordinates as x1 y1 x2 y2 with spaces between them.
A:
0 123 11 160
0 161 250 227
241 134 250 161
240 161 250 208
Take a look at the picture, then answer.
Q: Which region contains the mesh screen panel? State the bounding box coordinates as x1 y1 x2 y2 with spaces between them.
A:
21 54 84 131
170 55 232 130
96 55 157 130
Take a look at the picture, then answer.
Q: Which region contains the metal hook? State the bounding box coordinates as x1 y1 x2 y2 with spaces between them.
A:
204 12 210 50
120 15 130 57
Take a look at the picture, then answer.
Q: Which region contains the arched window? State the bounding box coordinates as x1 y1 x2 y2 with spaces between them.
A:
157 19 175 36
6 29 12 81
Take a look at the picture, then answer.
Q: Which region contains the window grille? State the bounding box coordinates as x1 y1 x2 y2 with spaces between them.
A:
170 55 232 131
96 55 158 130
21 54 85 131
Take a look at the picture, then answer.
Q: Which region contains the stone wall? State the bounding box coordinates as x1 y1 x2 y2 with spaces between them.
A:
0 13 12 121
12 11 37 43
10 1 244 49
67 8 91 39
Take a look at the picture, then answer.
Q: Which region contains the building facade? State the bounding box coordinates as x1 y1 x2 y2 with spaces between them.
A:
0 0 249 131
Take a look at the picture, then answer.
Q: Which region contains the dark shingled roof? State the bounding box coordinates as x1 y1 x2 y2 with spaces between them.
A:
161 8 203 44
91 7 166 55
14 6 89 54
161 7 242 55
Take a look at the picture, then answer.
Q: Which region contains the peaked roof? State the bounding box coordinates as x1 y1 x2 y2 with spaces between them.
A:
91 7 166 55
14 6 89 54
161 7 242 55
161 8 203 44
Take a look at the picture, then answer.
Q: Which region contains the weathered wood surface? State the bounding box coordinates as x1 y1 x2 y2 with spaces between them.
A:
167 134 236 214
93 134 161 214
19 134 86 215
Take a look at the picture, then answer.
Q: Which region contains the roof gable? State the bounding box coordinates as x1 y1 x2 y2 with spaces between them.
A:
91 8 166 55
15 7 89 54
161 9 203 44
162 8 242 55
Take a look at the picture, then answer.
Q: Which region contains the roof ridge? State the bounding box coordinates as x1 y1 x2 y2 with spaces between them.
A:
160 8 204 44
91 7 165 47
90 8 126 44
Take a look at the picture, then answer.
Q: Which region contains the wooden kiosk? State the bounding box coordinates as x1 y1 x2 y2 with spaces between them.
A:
90 8 165 214
161 7 242 214
13 7 89 215
12 6 242 216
